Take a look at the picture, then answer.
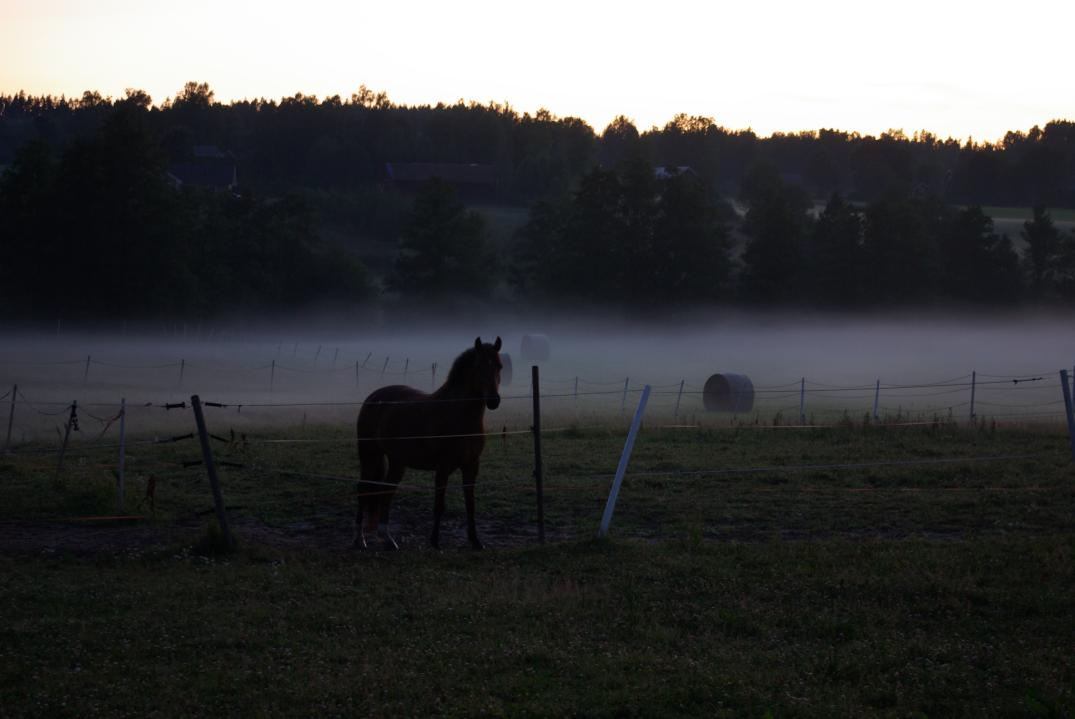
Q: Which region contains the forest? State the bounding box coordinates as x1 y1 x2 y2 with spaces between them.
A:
2 83 1075 319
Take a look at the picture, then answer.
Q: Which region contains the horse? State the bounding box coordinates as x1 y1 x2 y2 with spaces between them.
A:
355 337 503 550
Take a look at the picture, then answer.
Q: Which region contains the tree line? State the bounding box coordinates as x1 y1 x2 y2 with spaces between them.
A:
396 162 1075 309
3 83 1075 207
3 84 1075 320
0 94 371 321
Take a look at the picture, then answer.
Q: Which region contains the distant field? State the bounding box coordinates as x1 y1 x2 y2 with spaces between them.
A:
1 421 1073 716
982 206 1075 223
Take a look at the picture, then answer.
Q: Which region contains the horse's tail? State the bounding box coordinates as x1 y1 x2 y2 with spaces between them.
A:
356 399 386 519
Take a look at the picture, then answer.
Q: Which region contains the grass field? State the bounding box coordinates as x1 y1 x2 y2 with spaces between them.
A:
2 420 1074 716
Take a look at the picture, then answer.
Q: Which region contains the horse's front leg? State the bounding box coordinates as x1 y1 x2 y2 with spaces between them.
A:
430 468 449 549
462 463 483 550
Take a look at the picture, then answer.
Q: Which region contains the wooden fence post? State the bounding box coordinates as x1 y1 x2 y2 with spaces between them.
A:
178 359 186 387
873 379 880 421
621 377 629 413
598 385 651 538
83 355 91 385
531 365 545 544
270 359 276 393
56 401 77 474
969 370 977 421
191 395 235 551
4 384 16 452
117 398 126 511
674 380 685 418
799 377 806 424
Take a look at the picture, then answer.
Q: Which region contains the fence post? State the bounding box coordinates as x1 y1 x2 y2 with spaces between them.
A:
574 377 578 404
117 398 126 512
382 357 389 376
178 358 186 387
621 377 629 413
799 377 806 424
332 347 339 369
969 370 977 421
1060 370 1075 463
314 345 322 365
432 362 438 390
4 384 16 452
57 400 77 474
83 355 91 385
674 379 685 418
873 379 880 421
191 394 235 551
404 358 409 381
599 385 651 538
531 365 545 544
270 359 276 393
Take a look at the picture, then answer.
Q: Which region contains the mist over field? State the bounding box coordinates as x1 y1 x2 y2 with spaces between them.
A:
2 310 1071 441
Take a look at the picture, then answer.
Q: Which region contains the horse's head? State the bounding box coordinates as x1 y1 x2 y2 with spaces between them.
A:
472 336 503 410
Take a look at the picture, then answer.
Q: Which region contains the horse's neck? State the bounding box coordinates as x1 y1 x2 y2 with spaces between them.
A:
432 382 486 427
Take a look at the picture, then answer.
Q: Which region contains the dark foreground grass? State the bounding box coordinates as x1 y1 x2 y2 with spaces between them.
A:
1 537 1073 717
1 422 1074 716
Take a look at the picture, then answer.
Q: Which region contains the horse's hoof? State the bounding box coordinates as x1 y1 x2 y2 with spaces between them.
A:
352 534 369 550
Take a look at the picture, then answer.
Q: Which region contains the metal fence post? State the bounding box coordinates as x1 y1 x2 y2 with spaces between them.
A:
532 366 545 544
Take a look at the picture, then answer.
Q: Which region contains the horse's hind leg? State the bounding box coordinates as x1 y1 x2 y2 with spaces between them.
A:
376 461 404 551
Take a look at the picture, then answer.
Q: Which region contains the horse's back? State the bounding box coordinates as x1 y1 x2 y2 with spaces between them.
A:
357 383 485 471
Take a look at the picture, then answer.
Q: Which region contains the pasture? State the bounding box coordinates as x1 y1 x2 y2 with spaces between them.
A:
2 322 1074 716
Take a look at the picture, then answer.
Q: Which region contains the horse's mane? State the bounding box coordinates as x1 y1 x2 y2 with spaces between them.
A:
442 346 478 391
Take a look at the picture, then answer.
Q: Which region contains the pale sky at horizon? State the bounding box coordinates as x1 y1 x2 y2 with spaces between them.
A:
2 0 1074 142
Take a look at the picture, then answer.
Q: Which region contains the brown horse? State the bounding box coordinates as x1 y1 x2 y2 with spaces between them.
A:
355 337 502 550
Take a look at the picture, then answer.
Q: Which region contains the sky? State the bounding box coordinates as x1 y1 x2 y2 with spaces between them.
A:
2 0 1074 141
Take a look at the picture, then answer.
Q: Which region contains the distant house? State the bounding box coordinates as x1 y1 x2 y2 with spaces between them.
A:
654 165 698 180
384 162 500 201
168 145 238 191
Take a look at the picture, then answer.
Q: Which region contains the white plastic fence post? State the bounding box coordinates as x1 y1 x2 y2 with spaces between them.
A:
1060 370 1075 463
598 385 651 538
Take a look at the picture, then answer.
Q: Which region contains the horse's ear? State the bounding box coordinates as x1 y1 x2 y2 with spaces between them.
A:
493 336 502 351
474 337 482 351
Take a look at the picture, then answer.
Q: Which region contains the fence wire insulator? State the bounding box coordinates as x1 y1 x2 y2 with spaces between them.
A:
164 402 186 410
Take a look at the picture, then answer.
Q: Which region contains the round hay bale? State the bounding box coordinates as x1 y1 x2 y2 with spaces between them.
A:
520 334 551 362
499 352 513 387
703 373 755 413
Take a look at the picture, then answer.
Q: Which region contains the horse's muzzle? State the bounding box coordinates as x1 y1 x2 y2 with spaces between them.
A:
486 394 501 410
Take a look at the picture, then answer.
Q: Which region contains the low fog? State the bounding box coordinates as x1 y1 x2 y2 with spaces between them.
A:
2 310 1072 441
